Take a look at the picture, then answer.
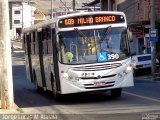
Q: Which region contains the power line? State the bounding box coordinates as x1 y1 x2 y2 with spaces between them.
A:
59 0 70 11
119 1 137 11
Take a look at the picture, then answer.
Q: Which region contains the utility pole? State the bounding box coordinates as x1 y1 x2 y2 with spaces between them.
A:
60 0 70 12
0 0 14 109
108 0 110 11
65 2 67 14
73 0 76 11
51 0 53 19
150 0 156 76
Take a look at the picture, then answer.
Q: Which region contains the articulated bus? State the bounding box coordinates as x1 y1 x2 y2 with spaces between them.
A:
23 11 134 99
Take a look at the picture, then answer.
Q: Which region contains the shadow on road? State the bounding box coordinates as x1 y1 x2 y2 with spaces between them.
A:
11 52 132 109
12 64 124 108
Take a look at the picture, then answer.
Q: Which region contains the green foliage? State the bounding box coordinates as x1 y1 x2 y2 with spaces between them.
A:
16 108 24 113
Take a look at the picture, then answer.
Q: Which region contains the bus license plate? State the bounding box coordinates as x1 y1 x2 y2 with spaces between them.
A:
94 82 105 86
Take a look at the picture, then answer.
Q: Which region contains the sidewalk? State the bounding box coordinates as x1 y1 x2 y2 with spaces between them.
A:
135 75 153 80
0 51 24 114
0 109 19 114
135 74 160 82
0 102 23 114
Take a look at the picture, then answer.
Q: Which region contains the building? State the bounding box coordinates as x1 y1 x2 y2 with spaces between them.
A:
86 0 117 11
87 0 160 56
9 0 36 40
117 0 160 56
33 9 46 24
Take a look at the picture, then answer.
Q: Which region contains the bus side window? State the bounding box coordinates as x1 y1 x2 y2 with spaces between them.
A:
47 28 52 54
120 30 130 57
23 35 27 54
26 33 31 55
31 32 36 55
52 28 58 53
35 32 38 55
52 28 57 50
33 31 36 54
42 29 46 40
42 28 50 55
42 29 46 55
37 31 42 54
47 27 51 54
46 27 50 54
29 33 32 55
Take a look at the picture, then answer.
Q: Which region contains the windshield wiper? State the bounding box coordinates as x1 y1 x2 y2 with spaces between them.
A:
100 26 112 42
74 28 90 42
96 26 111 51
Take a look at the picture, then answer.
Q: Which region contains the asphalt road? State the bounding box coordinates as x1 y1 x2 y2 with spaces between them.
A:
12 52 160 120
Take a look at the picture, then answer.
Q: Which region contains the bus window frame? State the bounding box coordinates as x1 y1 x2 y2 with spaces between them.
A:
26 33 31 55
51 28 61 92
31 32 36 55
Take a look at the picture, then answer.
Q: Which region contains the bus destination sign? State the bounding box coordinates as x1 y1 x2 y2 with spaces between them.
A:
58 14 125 28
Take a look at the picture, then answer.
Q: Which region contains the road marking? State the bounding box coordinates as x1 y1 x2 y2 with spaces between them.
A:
123 91 160 103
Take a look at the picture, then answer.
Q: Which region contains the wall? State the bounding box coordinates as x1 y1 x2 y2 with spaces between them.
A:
11 2 36 40
116 0 137 23
116 0 160 23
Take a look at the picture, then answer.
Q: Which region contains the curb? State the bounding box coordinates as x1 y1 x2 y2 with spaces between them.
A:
135 75 160 83
0 103 24 114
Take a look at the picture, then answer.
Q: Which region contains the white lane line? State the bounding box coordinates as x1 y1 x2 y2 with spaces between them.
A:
123 91 160 103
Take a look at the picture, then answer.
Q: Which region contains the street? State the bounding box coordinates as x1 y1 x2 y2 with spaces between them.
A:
12 52 160 120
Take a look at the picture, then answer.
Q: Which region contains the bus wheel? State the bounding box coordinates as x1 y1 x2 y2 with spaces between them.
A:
53 82 62 100
133 69 137 77
51 74 61 100
110 88 122 98
36 83 43 93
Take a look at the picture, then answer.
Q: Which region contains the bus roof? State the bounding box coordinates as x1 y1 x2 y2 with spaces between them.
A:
23 11 126 34
58 11 126 19
23 19 56 33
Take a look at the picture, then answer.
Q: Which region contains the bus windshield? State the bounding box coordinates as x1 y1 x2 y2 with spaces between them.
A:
58 27 130 64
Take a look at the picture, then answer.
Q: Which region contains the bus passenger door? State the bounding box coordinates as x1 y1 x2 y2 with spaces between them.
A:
37 31 46 89
51 29 61 92
42 28 53 91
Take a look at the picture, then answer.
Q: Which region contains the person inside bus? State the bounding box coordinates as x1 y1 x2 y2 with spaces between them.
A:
59 34 76 63
59 35 68 63
100 36 112 53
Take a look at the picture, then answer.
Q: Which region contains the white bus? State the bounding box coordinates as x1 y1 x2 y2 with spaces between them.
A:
23 11 134 99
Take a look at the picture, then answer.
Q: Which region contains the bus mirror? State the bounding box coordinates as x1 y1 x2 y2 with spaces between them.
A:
56 41 60 52
131 52 136 56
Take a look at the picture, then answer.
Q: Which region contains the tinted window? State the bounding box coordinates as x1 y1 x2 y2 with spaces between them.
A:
138 56 151 62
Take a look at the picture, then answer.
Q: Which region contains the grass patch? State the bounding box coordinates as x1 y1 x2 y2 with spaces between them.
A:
16 108 24 113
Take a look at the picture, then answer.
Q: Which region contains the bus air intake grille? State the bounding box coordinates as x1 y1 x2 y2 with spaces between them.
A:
84 81 115 89
80 74 116 80
72 63 122 71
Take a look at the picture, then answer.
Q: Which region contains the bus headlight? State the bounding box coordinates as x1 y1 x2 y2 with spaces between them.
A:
62 73 69 79
126 65 132 73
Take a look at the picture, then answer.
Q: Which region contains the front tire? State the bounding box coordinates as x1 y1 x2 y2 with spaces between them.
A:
51 73 61 100
111 88 122 98
133 69 137 77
